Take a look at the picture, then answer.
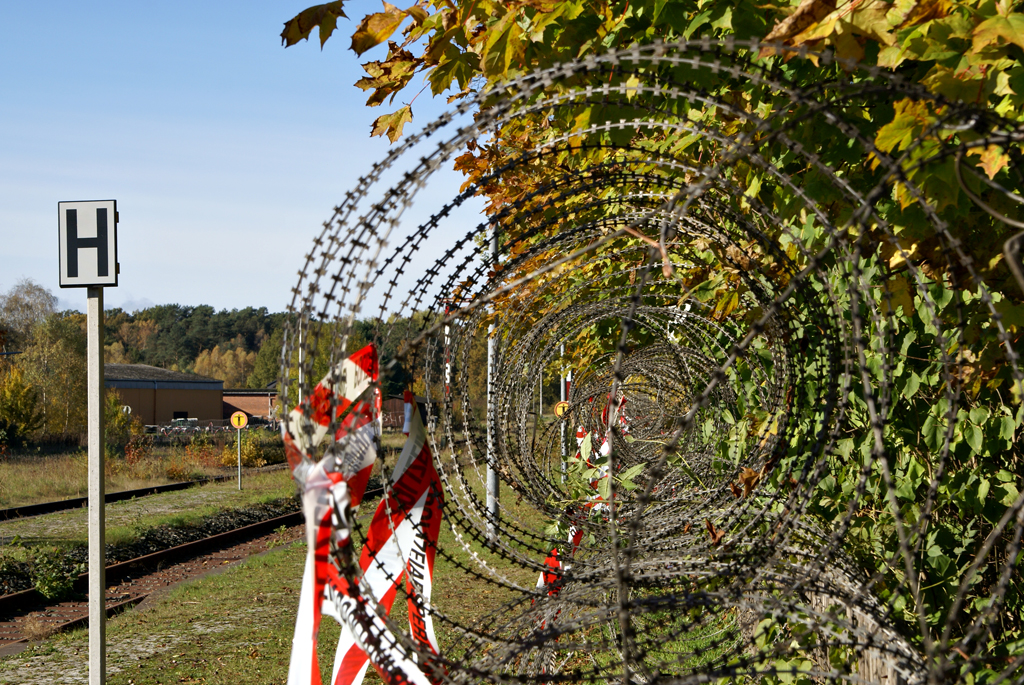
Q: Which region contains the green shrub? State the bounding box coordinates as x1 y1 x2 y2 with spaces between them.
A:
30 546 83 601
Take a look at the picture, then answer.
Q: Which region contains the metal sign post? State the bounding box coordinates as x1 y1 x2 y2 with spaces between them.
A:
59 199 118 685
231 411 248 490
86 286 105 684
560 344 566 482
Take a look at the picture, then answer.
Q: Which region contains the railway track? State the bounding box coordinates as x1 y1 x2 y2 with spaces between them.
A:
0 483 384 650
0 511 304 650
0 464 289 521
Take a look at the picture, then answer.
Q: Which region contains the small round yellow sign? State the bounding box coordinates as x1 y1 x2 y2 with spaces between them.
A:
553 401 569 418
230 411 248 429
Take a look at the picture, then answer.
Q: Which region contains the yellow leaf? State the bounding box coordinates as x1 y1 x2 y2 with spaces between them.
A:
882 276 915 316
370 105 413 143
762 0 838 46
831 23 865 63
968 144 1010 179
892 0 952 29
624 74 641 102
875 98 933 154
972 13 1024 53
480 11 525 77
405 5 428 23
351 3 407 56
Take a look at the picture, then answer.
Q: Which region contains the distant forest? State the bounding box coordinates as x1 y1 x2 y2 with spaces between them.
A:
1 278 529 446
102 304 288 389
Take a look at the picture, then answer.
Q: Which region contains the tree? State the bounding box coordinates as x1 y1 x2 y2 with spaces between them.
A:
21 312 87 437
0 362 44 446
193 341 258 388
0 278 57 351
283 0 1024 150
248 328 285 389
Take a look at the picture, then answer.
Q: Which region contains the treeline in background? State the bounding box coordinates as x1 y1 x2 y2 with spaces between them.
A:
0 278 287 448
0 278 548 449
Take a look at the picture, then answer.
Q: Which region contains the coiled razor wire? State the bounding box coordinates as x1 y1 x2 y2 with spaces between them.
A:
280 39 1024 685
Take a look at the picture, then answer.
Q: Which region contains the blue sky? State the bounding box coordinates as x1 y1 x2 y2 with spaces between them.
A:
0 1 473 314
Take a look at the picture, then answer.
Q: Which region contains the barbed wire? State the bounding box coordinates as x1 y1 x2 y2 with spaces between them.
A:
281 38 1024 685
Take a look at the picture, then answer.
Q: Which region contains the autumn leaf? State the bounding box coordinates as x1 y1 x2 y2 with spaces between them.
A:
874 98 934 155
352 2 409 56
705 519 725 546
729 481 742 497
972 13 1024 53
895 0 952 28
761 0 838 51
281 1 348 48
682 521 692 534
371 105 413 143
480 10 526 77
738 467 760 497
969 144 1010 179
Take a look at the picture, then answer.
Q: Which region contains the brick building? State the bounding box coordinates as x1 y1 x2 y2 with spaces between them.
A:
222 388 278 420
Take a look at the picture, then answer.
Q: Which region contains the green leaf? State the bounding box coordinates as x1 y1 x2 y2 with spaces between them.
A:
597 475 612 500
965 423 983 454
618 463 646 483
907 457 925 487
922 413 941 450
902 371 921 399
579 432 592 463
1000 483 1020 507
969 406 989 426
976 477 991 508
999 415 1015 441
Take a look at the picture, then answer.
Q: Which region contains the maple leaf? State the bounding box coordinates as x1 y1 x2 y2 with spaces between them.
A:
761 0 838 51
897 0 952 28
705 519 725 546
738 467 760 497
352 2 410 56
968 145 1010 179
874 98 934 155
370 105 413 143
972 13 1024 53
281 1 348 48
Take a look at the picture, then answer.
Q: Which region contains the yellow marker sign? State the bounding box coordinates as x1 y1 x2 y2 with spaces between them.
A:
230 411 248 429
553 401 569 418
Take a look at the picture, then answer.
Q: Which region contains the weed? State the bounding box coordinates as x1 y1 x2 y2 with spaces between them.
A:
220 431 280 469
125 431 154 465
267 524 290 550
30 546 84 601
21 616 56 641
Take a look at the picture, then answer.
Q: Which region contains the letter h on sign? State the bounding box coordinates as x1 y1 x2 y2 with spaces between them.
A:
58 200 118 288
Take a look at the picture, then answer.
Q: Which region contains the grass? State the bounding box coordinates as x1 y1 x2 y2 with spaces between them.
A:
0 433 738 683
0 469 298 551
0 502 540 684
0 437 286 509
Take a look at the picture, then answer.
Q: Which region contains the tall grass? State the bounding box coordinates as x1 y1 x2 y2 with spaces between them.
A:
0 447 227 509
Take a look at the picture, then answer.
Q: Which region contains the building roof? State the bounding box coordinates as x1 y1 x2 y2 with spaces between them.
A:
223 388 277 396
105 364 223 390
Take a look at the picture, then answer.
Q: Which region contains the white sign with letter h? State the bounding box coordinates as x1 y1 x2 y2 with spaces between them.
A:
58 200 118 288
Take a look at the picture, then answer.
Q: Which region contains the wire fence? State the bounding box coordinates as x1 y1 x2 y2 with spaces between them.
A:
280 39 1024 685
